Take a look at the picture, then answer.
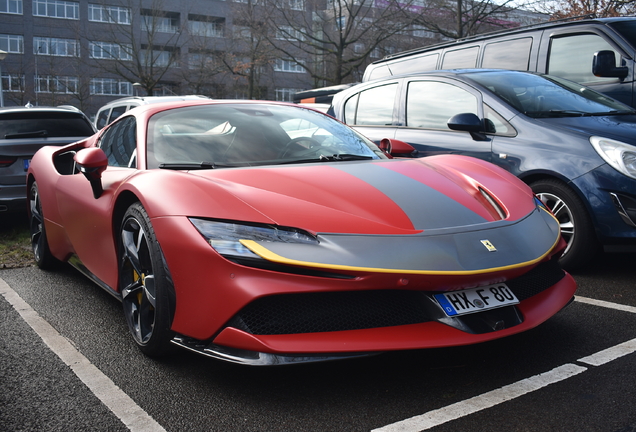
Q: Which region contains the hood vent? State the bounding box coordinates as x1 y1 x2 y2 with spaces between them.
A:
478 187 507 220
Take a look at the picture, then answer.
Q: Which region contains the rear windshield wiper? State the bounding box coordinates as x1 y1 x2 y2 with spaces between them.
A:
159 161 240 170
4 130 48 139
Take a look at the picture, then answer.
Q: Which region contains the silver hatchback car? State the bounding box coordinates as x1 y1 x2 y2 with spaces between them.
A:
0 105 95 214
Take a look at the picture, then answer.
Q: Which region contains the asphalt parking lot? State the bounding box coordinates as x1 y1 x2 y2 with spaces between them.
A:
1 230 636 431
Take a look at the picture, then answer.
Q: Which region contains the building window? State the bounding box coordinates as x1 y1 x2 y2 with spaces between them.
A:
274 59 305 73
0 34 23 53
141 48 174 67
141 10 180 34
276 26 304 41
34 37 79 57
88 4 130 24
32 0 79 19
89 41 132 60
276 88 302 102
1 73 24 91
90 78 132 96
0 0 22 14
188 16 224 37
188 52 219 69
35 75 78 93
288 0 303 10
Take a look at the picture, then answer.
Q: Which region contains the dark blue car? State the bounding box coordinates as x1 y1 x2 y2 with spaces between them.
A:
329 69 636 270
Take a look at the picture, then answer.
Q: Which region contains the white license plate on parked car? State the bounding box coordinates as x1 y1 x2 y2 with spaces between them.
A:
434 283 519 317
23 159 31 171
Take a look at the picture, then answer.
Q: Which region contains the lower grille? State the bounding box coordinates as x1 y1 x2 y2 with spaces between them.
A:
227 257 566 335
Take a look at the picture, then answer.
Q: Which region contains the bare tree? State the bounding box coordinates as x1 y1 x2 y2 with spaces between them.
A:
411 0 530 40
178 15 227 97
219 0 279 99
266 0 419 86
85 0 188 96
534 0 636 19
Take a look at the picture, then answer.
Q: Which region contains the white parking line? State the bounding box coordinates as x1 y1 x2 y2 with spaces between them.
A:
372 296 636 432
0 277 166 432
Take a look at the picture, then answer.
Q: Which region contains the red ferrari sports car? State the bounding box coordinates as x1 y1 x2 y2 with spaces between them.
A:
27 100 576 365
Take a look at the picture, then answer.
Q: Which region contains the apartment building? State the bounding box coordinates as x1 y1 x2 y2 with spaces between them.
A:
0 0 546 117
0 0 320 116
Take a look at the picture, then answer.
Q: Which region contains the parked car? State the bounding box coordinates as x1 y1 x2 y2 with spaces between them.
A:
93 95 210 129
27 99 575 364
329 69 636 270
0 105 96 214
364 16 636 107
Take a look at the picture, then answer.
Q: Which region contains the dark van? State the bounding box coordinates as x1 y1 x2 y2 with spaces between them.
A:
363 16 636 107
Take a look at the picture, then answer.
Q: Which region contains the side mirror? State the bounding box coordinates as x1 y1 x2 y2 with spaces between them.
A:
593 50 628 79
379 138 416 158
74 148 108 199
448 113 488 141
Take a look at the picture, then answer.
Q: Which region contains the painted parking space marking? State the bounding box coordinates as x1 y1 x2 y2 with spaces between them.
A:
0 277 166 432
373 296 636 432
372 364 587 432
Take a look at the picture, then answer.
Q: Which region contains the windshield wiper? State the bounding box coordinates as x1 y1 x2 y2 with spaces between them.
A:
278 154 374 165
4 130 48 139
159 161 240 170
593 110 636 116
527 110 587 118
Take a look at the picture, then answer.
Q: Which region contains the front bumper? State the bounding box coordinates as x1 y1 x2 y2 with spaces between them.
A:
573 164 636 247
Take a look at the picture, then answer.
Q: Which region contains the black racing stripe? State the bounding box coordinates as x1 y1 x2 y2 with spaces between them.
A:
333 163 487 230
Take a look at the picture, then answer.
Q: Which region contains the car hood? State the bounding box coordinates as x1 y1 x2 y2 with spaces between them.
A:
541 114 636 145
179 156 560 273
187 156 534 235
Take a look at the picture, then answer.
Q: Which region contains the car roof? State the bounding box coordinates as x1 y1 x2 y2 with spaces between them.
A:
371 16 633 66
97 95 210 109
0 104 85 115
107 99 304 124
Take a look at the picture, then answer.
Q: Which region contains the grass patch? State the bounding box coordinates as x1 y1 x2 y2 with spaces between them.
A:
0 214 34 269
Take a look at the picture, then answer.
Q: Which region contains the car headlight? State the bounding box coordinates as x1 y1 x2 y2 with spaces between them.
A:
590 136 636 180
189 218 318 259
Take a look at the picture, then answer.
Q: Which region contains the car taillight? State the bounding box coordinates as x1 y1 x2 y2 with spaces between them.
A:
0 156 18 168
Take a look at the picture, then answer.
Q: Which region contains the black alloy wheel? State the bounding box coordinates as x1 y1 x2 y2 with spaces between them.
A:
119 202 175 357
29 182 59 270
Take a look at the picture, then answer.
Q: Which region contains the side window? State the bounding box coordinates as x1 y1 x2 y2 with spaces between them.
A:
482 38 532 71
109 105 128 124
343 94 358 124
406 81 478 130
391 53 439 75
100 116 137 168
442 46 479 69
548 34 620 84
484 104 516 136
351 83 398 126
96 109 110 129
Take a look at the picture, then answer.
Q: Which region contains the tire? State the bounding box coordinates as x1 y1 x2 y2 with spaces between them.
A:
119 202 175 357
530 178 599 271
29 182 60 270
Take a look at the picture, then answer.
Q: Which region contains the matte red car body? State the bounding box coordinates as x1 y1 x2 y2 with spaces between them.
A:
27 100 576 363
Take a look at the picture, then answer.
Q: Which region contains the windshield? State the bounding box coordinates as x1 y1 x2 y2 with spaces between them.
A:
465 71 635 118
608 20 636 51
147 103 384 169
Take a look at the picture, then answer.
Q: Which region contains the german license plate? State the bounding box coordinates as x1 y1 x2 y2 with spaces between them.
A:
434 283 519 317
23 159 31 171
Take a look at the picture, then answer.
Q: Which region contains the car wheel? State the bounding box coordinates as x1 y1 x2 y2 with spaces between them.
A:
119 202 175 357
530 178 599 271
29 182 59 270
